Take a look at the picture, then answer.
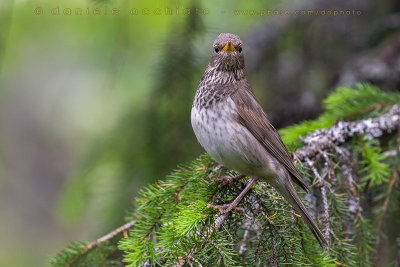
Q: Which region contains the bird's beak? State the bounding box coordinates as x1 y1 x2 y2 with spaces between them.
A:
223 42 236 52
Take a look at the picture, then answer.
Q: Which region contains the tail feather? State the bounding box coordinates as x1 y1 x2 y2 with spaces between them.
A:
272 178 328 247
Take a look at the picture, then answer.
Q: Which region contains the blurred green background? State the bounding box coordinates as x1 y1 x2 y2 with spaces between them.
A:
0 0 399 265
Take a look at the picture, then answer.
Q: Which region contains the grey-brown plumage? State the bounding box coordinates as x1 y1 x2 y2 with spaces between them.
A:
191 33 328 247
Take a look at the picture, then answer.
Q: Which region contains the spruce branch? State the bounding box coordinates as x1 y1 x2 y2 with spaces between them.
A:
296 104 400 161
52 85 400 266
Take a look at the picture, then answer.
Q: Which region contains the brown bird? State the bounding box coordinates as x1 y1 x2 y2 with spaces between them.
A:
191 33 327 247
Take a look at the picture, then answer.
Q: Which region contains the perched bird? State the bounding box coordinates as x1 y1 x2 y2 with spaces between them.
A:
191 33 328 247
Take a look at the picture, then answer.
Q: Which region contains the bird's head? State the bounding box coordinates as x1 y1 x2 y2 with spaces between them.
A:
211 33 244 72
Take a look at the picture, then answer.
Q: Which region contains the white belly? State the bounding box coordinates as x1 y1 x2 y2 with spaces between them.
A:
191 97 270 176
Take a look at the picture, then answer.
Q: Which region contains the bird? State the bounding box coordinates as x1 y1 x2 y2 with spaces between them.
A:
191 33 328 247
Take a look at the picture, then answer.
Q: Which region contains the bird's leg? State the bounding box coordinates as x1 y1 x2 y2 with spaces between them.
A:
212 174 245 192
208 178 257 214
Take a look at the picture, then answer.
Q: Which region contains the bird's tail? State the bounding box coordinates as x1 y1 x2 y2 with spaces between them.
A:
271 178 328 248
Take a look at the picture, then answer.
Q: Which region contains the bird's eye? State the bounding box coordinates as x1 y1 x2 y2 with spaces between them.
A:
214 47 220 53
238 47 242 53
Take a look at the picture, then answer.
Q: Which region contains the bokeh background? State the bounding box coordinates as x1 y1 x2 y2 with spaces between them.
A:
0 0 399 265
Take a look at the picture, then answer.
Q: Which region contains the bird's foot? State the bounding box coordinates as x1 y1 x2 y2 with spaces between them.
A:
212 174 245 188
207 203 245 214
208 178 257 214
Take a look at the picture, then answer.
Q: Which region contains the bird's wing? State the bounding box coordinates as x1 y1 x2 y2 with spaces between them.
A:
231 86 310 192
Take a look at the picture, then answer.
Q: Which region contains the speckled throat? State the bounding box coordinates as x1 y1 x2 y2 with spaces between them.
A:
193 64 246 110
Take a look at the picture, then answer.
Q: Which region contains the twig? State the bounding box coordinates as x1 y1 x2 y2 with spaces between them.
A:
66 220 136 267
209 239 229 267
305 157 330 245
270 234 279 267
189 256 204 267
320 150 337 191
336 146 362 217
252 188 291 261
378 168 398 231
239 217 255 256
254 222 269 262
262 189 289 243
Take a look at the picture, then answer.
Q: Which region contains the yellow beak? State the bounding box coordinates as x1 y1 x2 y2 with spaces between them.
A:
223 42 236 52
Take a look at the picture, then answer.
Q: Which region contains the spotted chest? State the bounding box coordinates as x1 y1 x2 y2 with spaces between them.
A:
191 97 270 176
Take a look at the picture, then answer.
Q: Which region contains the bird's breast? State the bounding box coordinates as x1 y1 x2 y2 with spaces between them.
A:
191 97 273 176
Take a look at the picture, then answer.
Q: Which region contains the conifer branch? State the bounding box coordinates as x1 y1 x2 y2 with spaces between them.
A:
52 86 400 266
296 104 400 161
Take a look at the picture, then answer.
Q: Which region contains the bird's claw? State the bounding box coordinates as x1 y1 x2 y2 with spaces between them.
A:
212 174 245 188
